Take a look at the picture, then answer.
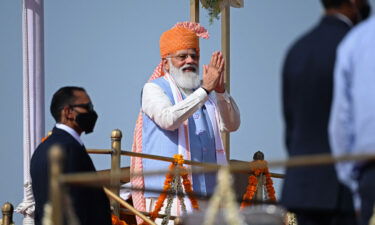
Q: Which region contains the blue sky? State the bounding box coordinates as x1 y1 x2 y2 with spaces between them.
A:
2 1 374 223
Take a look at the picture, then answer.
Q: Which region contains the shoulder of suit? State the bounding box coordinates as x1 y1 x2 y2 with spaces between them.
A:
41 130 83 152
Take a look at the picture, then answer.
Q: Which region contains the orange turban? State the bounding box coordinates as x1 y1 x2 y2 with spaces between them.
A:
159 22 209 58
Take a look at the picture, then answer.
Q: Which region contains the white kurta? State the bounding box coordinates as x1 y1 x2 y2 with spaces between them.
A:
142 83 240 132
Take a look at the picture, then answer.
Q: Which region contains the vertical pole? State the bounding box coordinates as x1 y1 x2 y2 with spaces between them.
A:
49 145 64 225
1 203 14 225
255 175 264 202
111 129 122 216
19 0 45 223
190 0 199 23
221 6 231 160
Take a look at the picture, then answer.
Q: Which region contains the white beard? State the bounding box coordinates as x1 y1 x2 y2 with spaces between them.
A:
169 62 200 90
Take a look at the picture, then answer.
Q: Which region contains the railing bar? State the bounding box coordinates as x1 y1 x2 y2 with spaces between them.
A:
104 187 156 225
62 152 375 185
86 149 112 154
269 172 285 179
120 208 178 220
120 150 217 167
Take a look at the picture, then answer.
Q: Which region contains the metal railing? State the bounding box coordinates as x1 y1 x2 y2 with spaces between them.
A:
47 128 375 225
85 129 123 216
48 128 287 225
1 202 14 225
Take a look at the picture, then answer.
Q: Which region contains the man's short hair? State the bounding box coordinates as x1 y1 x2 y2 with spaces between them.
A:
321 0 350 9
50 86 86 122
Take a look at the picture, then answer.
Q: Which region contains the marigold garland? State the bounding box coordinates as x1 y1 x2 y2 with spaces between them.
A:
240 175 258 209
41 136 49 143
41 131 52 143
142 154 199 225
240 160 276 209
111 214 128 225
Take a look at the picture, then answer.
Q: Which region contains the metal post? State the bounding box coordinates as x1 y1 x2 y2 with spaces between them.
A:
190 0 199 23
221 5 230 160
1 202 14 225
49 145 64 225
253 151 265 202
255 175 264 202
111 129 122 216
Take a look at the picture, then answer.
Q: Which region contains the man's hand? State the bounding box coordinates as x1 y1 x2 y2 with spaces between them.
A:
202 51 225 93
214 58 226 93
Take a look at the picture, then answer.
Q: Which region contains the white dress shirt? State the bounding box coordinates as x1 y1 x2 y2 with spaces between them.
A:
56 123 84 146
333 13 353 28
142 82 240 132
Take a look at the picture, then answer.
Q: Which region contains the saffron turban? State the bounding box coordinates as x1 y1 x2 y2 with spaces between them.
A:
159 22 210 58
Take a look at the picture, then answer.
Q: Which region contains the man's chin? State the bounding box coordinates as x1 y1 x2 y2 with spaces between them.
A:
182 71 198 77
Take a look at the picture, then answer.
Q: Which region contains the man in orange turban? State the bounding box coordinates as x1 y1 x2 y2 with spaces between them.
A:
131 22 241 224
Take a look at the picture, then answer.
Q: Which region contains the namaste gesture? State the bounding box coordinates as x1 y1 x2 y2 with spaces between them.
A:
202 51 226 93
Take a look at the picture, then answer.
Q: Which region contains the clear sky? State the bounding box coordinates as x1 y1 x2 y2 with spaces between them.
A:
1 0 374 224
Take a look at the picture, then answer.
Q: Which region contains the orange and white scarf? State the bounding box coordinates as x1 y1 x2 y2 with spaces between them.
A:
130 63 227 223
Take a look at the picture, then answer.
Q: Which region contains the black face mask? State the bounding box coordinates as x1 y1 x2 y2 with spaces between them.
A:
75 110 98 134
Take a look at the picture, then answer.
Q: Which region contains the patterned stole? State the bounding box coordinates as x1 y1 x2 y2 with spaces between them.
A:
130 64 227 223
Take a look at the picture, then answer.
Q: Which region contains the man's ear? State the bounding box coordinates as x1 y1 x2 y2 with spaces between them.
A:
162 58 170 72
62 106 74 121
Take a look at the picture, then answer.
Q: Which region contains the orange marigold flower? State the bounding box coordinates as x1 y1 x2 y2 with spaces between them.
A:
241 159 277 208
112 214 119 224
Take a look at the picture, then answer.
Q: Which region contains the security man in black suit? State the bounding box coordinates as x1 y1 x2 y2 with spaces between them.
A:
281 0 371 224
31 86 112 225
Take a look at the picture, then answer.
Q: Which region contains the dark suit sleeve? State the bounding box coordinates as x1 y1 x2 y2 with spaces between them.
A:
282 53 293 150
62 145 112 225
61 145 87 222
62 145 82 173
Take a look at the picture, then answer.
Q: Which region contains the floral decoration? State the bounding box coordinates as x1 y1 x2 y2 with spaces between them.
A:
240 160 276 209
201 0 222 24
200 0 244 24
173 22 209 39
111 214 128 225
142 154 199 224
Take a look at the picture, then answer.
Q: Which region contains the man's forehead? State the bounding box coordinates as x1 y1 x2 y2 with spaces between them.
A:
174 48 197 54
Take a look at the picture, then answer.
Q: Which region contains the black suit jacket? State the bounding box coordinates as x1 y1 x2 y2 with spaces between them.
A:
31 127 111 225
281 16 354 211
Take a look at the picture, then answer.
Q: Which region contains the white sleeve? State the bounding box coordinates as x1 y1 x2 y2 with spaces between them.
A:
215 91 241 132
329 43 358 206
142 82 208 131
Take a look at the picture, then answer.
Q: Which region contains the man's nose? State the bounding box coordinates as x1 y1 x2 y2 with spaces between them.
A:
185 55 195 63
